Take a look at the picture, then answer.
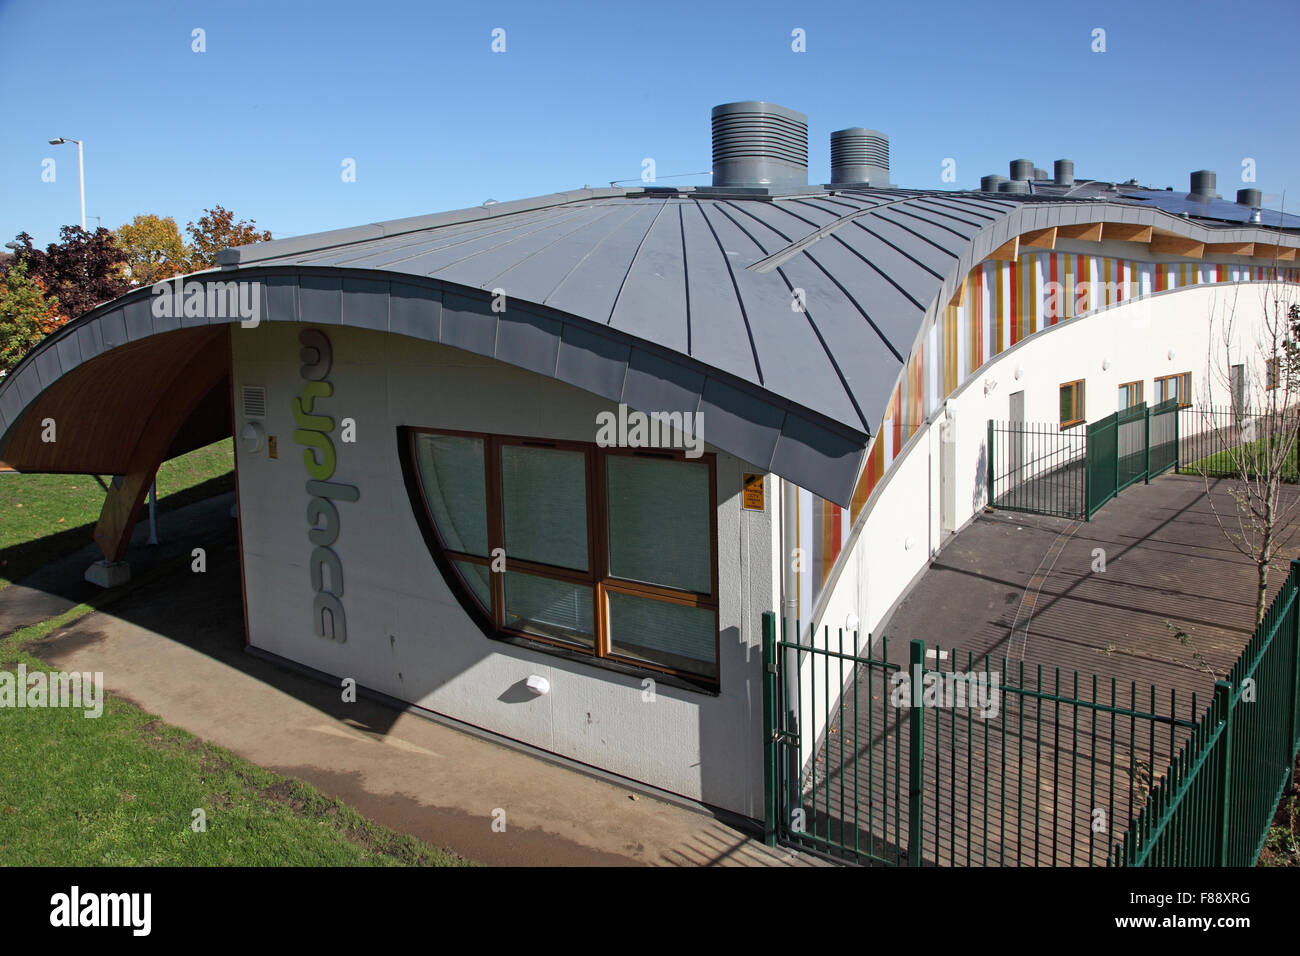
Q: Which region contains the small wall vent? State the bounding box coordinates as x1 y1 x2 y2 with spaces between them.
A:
242 385 267 420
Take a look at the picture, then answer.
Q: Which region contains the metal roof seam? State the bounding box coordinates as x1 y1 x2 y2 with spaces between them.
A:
474 204 633 291
604 199 670 327
772 265 871 432
849 219 947 280
540 203 656 308
678 205 692 357
692 199 766 387
799 246 906 364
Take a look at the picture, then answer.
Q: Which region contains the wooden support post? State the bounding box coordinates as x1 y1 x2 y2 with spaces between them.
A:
92 329 229 562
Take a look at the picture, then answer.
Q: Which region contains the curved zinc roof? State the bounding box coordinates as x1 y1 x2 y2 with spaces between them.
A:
3 184 1299 506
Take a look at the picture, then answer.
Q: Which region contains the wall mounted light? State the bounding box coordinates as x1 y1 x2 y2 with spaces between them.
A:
526 675 551 696
846 612 860 634
904 535 915 551
1102 358 1111 371
1014 363 1024 380
1168 348 1176 360
240 421 266 454
983 377 998 397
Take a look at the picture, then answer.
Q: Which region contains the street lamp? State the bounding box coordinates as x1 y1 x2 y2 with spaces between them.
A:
48 137 85 231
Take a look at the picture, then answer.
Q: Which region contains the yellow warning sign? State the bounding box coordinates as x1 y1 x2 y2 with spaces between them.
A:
742 473 765 511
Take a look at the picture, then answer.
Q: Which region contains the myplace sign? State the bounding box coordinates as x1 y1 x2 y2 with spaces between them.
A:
292 328 358 643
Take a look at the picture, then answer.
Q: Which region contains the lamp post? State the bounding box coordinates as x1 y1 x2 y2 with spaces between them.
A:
48 137 85 230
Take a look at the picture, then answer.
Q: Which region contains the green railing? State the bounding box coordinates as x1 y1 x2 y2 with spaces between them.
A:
1176 404 1300 482
986 419 1087 519
1110 559 1300 866
988 399 1179 522
762 614 1201 866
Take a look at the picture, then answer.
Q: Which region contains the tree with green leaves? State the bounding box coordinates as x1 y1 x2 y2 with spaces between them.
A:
0 259 64 375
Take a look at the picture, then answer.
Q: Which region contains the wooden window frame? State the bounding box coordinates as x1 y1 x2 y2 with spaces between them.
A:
1059 379 1086 429
399 426 721 692
1155 372 1192 408
1267 357 1280 391
1117 380 1144 411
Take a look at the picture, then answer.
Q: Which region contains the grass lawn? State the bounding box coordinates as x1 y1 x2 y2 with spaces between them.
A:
0 438 235 589
1187 436 1300 482
0 595 470 866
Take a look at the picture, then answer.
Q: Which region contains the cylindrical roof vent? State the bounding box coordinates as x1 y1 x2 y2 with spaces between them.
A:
1009 158 1034 182
1189 169 1217 200
999 180 1030 194
830 127 889 187
1237 188 1262 208
1054 159 1075 186
1032 167 1049 181
711 101 808 189
981 174 1007 193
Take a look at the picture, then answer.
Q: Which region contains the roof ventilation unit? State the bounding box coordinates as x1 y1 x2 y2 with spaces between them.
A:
1237 188 1262 208
711 101 808 189
1009 158 1034 182
1032 167 1049 181
999 180 1030 194
830 127 890 187
981 174 1007 193
1189 170 1217 201
1054 159 1075 186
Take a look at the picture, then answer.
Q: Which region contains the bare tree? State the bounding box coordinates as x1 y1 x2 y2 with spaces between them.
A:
1199 262 1300 624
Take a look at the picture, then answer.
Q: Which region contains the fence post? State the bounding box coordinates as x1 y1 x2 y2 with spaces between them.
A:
1214 680 1236 866
1174 406 1182 474
761 611 778 846
1143 406 1151 483
986 420 995 508
907 639 925 866
1290 562 1300 787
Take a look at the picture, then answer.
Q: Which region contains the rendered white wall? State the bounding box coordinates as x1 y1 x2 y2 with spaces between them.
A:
232 323 773 817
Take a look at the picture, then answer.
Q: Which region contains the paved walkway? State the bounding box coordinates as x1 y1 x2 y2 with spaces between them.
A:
1 493 818 867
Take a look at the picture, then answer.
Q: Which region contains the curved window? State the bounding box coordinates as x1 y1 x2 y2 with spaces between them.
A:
403 428 719 687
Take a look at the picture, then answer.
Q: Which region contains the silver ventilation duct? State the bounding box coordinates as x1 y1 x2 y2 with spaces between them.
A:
1189 169 1217 201
711 101 808 189
830 127 889 187
1053 159 1075 186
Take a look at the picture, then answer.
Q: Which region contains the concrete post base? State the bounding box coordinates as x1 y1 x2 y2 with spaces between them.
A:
85 560 131 588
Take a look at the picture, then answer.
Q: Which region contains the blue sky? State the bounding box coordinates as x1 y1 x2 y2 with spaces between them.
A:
2 0 1297 248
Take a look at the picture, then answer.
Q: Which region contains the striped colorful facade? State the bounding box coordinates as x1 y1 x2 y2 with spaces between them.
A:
795 254 1300 616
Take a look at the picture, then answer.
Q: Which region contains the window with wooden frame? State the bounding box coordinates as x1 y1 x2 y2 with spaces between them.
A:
1155 372 1192 408
1117 380 1143 411
400 427 720 689
1059 380 1085 429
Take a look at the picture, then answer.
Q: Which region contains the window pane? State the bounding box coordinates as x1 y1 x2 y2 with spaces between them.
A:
501 445 588 571
1059 385 1073 423
414 434 488 556
606 455 712 594
504 572 594 648
607 591 717 679
454 561 492 612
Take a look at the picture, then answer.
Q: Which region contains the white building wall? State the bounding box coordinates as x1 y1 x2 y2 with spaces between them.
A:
232 323 773 817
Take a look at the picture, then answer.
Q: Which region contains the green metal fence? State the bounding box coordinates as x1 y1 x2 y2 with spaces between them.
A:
1176 404 1300 482
1110 559 1300 866
987 419 1087 519
988 399 1180 522
762 614 1202 866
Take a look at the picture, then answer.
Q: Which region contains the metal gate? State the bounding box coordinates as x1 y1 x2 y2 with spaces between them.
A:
762 614 1202 866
